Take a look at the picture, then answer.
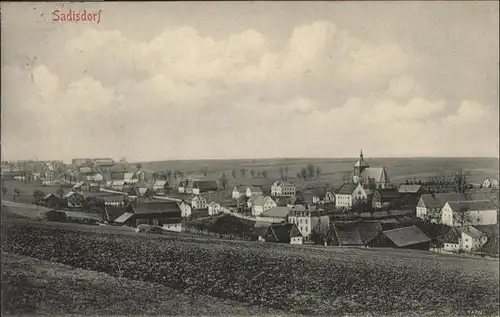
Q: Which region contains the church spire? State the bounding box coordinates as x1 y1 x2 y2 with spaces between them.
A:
360 149 364 158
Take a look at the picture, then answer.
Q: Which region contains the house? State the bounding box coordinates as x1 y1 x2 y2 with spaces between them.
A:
178 180 186 193
441 227 462 252
335 183 368 210
63 191 84 208
351 150 390 189
441 200 498 227
208 202 222 216
271 181 296 197
246 186 263 198
416 193 467 221
372 188 401 209
104 206 127 223
263 223 303 244
185 180 195 194
113 200 182 231
152 180 171 195
288 210 330 240
483 178 499 189
331 222 383 247
371 226 430 250
261 206 292 221
81 192 128 207
186 195 208 210
85 172 104 182
250 196 278 216
109 180 127 192
323 190 335 204
468 188 500 208
398 184 424 206
441 226 488 253
178 200 192 218
73 181 100 193
42 193 64 208
232 185 247 199
193 180 219 195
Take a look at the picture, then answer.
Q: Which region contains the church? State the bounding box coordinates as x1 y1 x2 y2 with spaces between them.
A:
351 150 390 189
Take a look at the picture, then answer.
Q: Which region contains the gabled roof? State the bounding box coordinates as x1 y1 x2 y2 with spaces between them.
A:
73 181 85 188
63 191 81 199
251 195 274 207
398 184 422 194
247 186 263 193
261 207 291 218
420 193 468 209
333 222 382 246
43 193 60 200
272 181 295 187
267 223 301 243
253 223 270 238
195 180 219 190
336 183 358 195
127 200 182 216
354 151 370 168
460 226 485 239
360 167 389 183
473 224 499 238
382 226 430 247
105 207 127 222
152 180 169 188
447 200 497 213
375 189 401 200
442 227 461 244
233 185 247 193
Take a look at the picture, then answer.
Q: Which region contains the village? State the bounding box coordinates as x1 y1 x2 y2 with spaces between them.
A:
1 151 499 258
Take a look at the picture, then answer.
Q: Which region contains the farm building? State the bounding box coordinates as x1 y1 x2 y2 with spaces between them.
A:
114 200 182 230
193 180 219 194
371 226 430 250
246 186 263 198
372 188 401 209
42 193 65 208
178 200 192 218
331 222 383 247
252 222 271 242
416 193 468 221
63 191 84 208
249 196 277 216
351 150 390 189
398 184 424 207
271 181 296 197
208 202 222 215
104 206 127 223
288 210 330 240
264 223 303 244
441 200 498 227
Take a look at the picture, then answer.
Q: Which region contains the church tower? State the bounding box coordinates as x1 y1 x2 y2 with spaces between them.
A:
353 149 370 183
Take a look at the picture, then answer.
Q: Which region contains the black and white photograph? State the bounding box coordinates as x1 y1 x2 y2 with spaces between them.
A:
1 1 499 316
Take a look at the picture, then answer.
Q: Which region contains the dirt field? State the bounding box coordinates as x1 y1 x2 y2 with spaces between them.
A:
3 219 499 316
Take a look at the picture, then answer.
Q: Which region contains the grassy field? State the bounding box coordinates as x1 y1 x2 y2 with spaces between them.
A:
1 180 63 204
138 157 499 188
2 252 287 316
3 219 499 316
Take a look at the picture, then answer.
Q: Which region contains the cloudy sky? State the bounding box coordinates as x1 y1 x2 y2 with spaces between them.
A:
1 2 498 162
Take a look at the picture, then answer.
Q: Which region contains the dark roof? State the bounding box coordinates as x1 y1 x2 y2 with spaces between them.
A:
81 192 124 199
481 237 499 255
253 223 270 237
420 193 468 209
473 224 499 238
376 189 401 200
337 183 358 195
267 223 301 243
105 207 127 222
442 227 461 244
383 226 430 247
195 180 219 191
127 200 182 216
447 200 497 212
333 222 382 246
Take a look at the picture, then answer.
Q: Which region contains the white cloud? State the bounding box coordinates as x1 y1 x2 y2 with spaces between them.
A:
1 19 498 161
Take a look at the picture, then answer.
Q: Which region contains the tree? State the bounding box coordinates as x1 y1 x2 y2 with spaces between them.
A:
284 166 289 181
220 173 228 189
307 164 315 180
13 188 21 202
316 166 322 179
300 167 308 180
178 171 184 178
201 166 208 177
166 170 172 181
250 169 255 178
279 167 284 180
261 170 268 179
453 170 470 194
232 170 237 178
240 168 247 178
296 173 302 180
152 172 158 181
33 190 46 203
56 186 65 198
2 186 8 196
136 163 142 169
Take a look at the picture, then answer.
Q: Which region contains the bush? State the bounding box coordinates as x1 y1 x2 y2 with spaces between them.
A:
44 210 68 223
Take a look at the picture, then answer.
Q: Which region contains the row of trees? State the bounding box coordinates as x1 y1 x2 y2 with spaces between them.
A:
229 169 269 179
295 164 322 181
151 170 185 181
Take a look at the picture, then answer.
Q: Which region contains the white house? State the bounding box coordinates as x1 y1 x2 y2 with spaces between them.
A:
442 226 488 253
208 202 222 216
163 222 182 232
187 195 208 210
335 183 367 209
152 180 171 195
288 210 330 239
178 180 186 193
232 185 247 199
323 190 335 204
86 173 104 182
251 196 278 216
246 186 263 198
416 193 467 221
178 200 192 218
441 200 498 227
271 181 296 197
483 178 499 189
